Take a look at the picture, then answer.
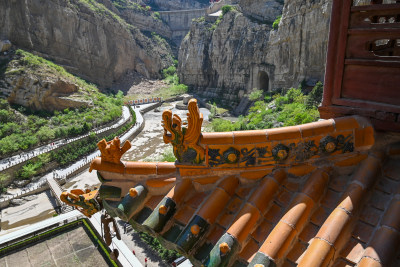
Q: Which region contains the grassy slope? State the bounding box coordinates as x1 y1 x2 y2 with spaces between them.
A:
0 49 124 157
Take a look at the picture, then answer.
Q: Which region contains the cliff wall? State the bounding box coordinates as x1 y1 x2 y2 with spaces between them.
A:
178 0 332 109
0 0 174 89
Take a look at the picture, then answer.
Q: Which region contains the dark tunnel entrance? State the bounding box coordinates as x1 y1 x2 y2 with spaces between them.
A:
258 71 269 92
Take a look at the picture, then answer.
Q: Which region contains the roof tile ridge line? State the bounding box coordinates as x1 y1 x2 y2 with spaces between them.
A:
332 118 337 132
336 206 352 216
123 160 127 175
216 176 239 196
247 176 282 216
381 224 400 234
313 236 336 248
349 180 366 190
280 218 297 230
269 174 282 188
298 124 303 139
359 255 382 264
156 162 158 175
300 168 331 201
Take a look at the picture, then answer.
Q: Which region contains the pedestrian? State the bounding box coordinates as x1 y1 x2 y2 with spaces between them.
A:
145 258 147 266
123 223 126 234
132 250 135 256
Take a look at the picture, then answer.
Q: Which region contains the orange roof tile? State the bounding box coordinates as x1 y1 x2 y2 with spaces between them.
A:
76 107 400 267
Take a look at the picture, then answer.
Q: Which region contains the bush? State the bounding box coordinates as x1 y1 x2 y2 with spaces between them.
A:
0 173 11 189
210 82 321 132
139 232 180 263
249 90 263 101
306 81 324 108
222 5 233 15
273 15 282 30
160 148 176 162
162 65 176 78
211 118 235 132
52 105 136 166
153 11 161 20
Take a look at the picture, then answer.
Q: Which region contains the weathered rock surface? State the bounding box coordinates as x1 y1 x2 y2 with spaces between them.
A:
4 74 91 112
178 10 273 107
239 0 283 22
0 0 174 89
178 0 332 109
1 51 93 112
268 0 332 89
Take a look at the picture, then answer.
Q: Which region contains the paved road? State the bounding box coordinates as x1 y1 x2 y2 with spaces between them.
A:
0 106 130 172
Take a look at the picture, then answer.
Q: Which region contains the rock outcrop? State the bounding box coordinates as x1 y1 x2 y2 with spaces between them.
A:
268 0 332 89
178 0 332 109
0 0 174 89
239 0 283 22
1 51 92 112
5 75 91 112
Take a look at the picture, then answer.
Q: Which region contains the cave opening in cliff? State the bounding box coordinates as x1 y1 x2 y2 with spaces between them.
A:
258 71 269 92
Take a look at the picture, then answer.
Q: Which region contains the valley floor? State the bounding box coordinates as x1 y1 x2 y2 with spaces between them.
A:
0 99 210 266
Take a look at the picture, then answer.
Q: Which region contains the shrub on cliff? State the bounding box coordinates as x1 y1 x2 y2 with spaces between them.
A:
222 5 233 15
273 15 282 30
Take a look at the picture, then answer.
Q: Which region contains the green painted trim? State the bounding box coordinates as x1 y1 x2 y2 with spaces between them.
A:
143 197 176 233
82 219 119 267
248 251 276 267
175 215 209 254
207 233 240 267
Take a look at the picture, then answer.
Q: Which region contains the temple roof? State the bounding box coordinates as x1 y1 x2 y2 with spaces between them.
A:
85 110 400 267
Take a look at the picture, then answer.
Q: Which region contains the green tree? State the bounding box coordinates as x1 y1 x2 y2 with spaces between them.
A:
306 81 324 108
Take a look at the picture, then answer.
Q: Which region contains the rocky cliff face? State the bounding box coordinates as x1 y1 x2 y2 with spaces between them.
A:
178 0 332 110
4 75 90 112
0 0 174 89
0 50 92 112
178 12 272 106
268 0 332 89
239 0 283 22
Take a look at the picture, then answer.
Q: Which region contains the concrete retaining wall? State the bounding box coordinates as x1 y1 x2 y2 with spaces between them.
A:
159 8 206 44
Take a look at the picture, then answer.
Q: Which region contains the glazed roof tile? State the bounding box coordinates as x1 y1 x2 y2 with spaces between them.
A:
81 112 400 267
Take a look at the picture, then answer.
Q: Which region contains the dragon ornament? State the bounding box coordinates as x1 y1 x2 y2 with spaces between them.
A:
162 99 205 164
97 137 131 164
60 189 101 217
61 137 132 217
